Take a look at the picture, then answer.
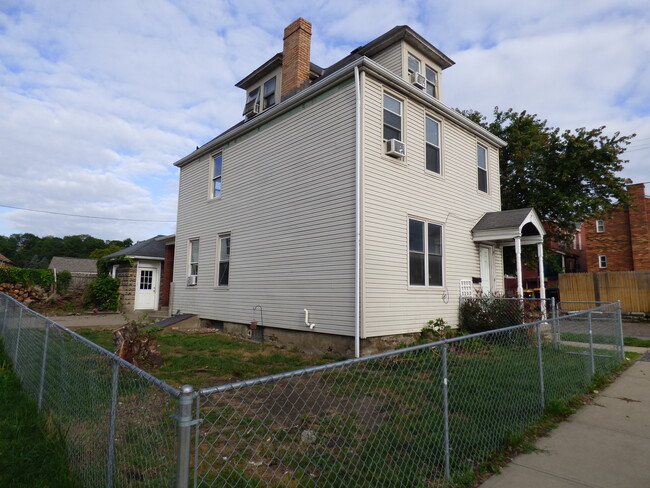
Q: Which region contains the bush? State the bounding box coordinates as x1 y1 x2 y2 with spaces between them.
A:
55 270 72 294
84 276 120 311
0 267 54 289
459 295 523 334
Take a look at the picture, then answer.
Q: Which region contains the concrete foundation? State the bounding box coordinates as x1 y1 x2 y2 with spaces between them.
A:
200 319 421 357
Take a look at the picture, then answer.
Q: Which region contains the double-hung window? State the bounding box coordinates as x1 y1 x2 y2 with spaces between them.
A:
212 153 222 198
599 255 607 268
383 94 402 141
425 66 438 97
407 53 420 76
477 144 488 193
263 77 276 109
189 239 199 277
409 219 443 286
426 116 441 173
596 220 605 233
217 234 231 287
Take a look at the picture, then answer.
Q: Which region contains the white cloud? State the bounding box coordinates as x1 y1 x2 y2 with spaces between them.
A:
0 0 649 243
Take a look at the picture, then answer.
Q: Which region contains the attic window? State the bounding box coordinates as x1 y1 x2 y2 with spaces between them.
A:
243 87 260 116
425 66 438 97
263 77 276 109
407 53 420 74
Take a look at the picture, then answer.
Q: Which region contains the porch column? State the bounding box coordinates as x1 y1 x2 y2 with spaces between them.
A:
537 242 546 301
515 236 523 298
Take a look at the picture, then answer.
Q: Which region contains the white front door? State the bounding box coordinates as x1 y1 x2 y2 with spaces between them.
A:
479 246 493 294
135 263 159 310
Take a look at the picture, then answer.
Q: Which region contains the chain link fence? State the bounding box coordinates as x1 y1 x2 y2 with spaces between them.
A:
0 293 182 488
1 293 625 487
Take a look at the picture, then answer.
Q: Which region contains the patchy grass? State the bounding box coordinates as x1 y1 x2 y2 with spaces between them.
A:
560 332 650 348
0 341 80 488
75 328 345 389
623 337 650 348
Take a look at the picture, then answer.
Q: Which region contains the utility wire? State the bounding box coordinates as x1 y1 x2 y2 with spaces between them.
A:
0 204 175 223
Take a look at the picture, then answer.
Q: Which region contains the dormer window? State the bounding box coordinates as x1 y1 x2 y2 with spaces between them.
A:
425 66 438 98
407 53 421 75
243 87 260 116
263 77 276 109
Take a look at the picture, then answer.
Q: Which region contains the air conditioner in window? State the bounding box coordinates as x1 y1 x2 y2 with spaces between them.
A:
187 275 197 286
409 71 426 89
385 139 406 157
252 102 261 114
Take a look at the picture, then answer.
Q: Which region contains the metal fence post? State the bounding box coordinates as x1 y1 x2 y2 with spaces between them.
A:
536 323 545 410
176 385 195 488
37 322 50 410
441 344 450 481
616 301 625 361
588 311 595 375
550 297 559 347
106 359 120 488
1 295 8 336
14 307 23 364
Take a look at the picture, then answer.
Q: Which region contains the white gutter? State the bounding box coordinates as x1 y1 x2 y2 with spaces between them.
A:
174 57 505 168
354 66 361 358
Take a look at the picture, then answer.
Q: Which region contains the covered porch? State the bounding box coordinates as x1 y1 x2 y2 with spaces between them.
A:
472 208 546 299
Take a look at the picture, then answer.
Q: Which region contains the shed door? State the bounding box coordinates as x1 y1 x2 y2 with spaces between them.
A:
135 264 159 310
479 246 493 294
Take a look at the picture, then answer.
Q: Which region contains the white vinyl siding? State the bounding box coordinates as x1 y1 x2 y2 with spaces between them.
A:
174 81 357 336
370 42 403 76
361 75 502 337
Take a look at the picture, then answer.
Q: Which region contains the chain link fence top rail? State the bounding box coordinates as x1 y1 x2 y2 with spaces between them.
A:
0 294 625 488
0 293 182 488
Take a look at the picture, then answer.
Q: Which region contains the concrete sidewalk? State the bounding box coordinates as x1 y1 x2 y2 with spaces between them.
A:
480 353 650 488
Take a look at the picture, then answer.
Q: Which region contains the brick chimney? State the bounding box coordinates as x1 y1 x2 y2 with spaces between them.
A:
281 18 312 100
628 183 650 270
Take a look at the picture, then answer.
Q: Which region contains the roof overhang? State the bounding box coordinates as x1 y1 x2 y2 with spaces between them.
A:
472 208 545 246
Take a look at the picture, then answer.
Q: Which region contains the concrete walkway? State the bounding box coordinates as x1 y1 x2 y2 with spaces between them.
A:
480 353 650 488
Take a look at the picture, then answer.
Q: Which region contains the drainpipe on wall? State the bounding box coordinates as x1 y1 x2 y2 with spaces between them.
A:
354 66 361 358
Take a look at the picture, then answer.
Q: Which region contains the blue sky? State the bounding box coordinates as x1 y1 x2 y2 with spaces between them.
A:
1 0 648 241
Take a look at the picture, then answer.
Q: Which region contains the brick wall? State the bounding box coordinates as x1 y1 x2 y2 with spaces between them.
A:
585 183 650 272
281 18 312 100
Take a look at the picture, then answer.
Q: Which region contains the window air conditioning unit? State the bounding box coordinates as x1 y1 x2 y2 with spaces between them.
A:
187 275 197 286
386 139 406 157
410 71 426 89
252 102 261 114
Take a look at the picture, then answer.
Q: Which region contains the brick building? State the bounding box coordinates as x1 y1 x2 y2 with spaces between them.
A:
585 183 650 272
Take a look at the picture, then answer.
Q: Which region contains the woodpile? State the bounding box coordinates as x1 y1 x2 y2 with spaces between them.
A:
0 283 46 304
113 323 163 369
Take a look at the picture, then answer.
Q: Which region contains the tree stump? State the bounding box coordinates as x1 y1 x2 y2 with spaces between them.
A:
112 323 163 369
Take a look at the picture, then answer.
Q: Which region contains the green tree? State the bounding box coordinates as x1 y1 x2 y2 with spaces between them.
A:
89 243 124 259
464 107 635 245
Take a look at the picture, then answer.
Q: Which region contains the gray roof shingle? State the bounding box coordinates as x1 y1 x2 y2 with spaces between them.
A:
472 208 536 231
48 257 97 274
105 235 166 260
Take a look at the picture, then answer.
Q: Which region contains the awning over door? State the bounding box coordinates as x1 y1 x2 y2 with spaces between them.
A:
472 208 546 299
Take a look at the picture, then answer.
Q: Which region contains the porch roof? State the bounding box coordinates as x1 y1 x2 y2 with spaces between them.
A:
472 208 545 245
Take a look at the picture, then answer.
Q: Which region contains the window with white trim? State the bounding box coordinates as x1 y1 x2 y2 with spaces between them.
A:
407 53 420 76
217 234 231 287
477 143 488 192
426 116 441 173
425 66 438 97
212 153 222 198
383 94 402 141
596 220 605 233
409 218 443 286
189 239 199 277
599 255 607 268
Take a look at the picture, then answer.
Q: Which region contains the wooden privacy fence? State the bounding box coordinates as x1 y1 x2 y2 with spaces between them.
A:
559 271 650 313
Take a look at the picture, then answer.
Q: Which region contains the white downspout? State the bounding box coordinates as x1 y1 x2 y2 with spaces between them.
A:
354 66 361 358
515 236 524 298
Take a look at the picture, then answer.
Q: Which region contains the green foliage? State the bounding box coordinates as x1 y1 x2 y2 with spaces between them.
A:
459 296 523 334
55 270 72 294
89 242 127 259
84 276 120 311
419 318 453 343
461 107 635 247
0 267 54 289
96 256 133 276
0 233 132 268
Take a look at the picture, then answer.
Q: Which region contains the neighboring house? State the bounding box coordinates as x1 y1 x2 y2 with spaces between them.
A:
48 257 97 290
104 236 175 313
171 19 544 355
585 183 650 272
0 253 13 268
